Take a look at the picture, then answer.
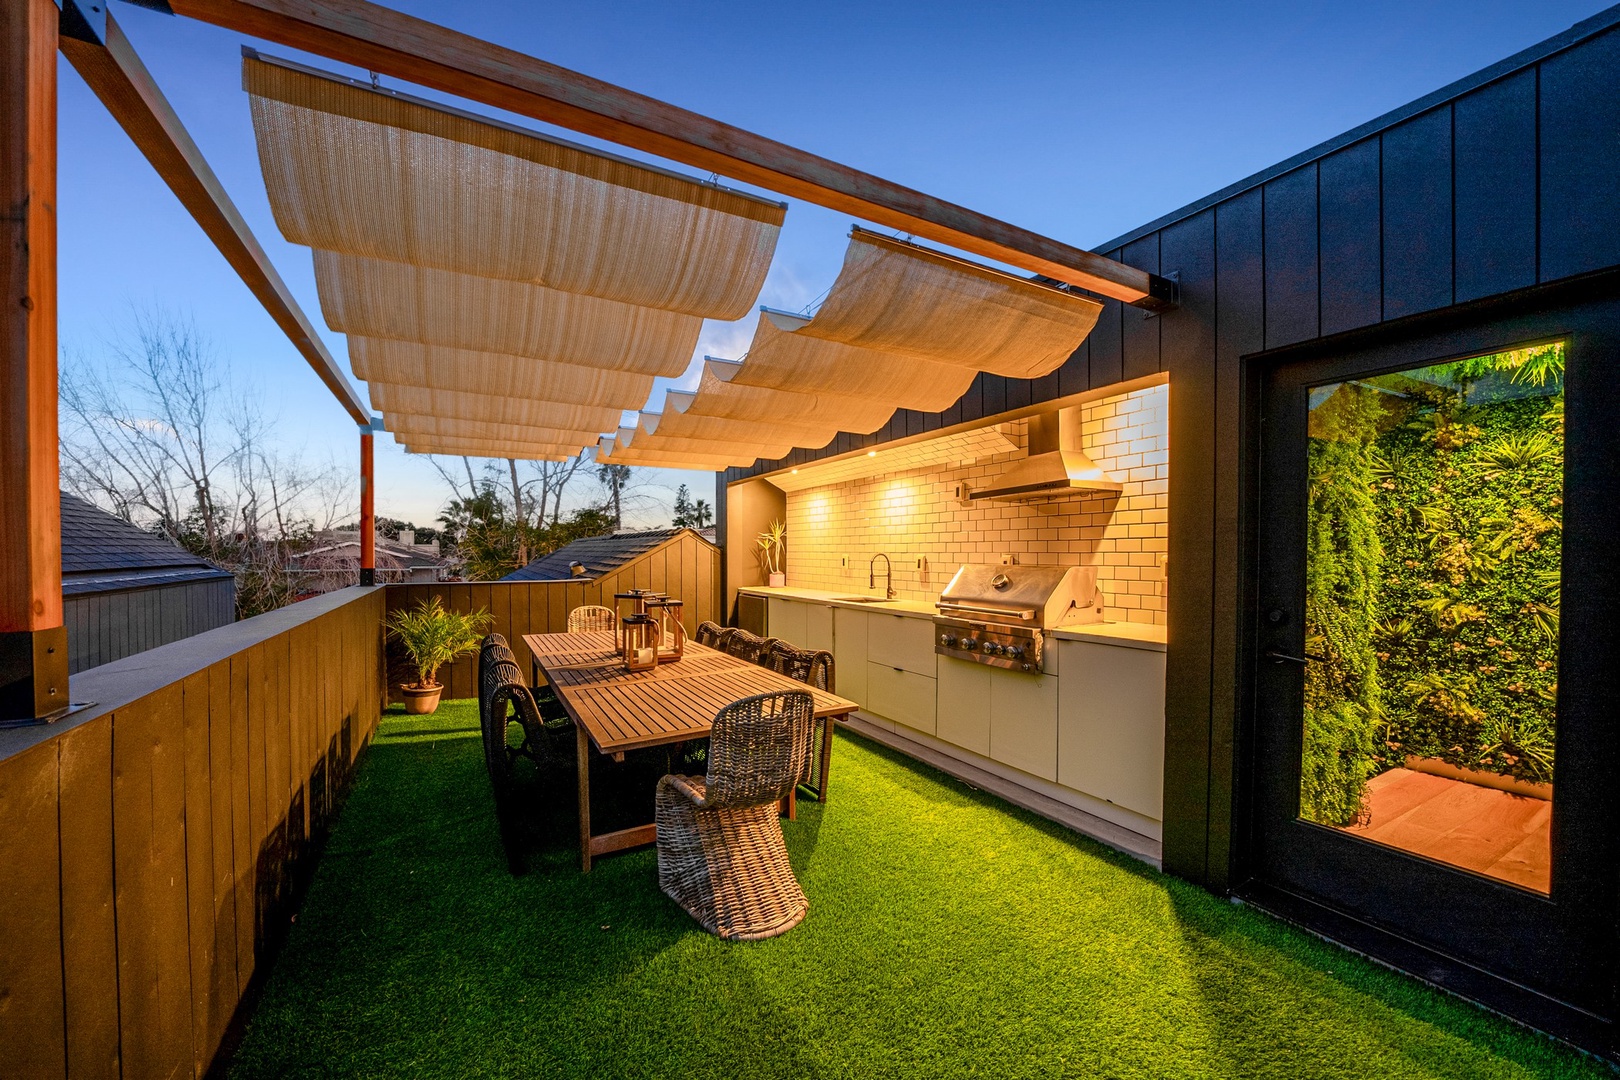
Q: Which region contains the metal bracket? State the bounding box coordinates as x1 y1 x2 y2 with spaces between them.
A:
1134 271 1180 317
59 0 107 44
359 416 387 435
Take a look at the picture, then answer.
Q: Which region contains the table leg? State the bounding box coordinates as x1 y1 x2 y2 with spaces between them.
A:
817 716 835 802
577 726 592 873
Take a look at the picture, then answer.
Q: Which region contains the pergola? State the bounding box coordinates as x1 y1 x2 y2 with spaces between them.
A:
1 0 1174 724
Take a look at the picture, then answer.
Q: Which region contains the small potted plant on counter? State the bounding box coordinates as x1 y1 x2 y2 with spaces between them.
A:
757 519 787 588
386 596 491 715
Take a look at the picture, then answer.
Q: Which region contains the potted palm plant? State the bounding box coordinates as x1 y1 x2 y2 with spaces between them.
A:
386 596 492 714
757 519 787 587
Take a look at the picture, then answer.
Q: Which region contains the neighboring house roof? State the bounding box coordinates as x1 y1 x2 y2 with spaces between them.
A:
59 492 233 596
292 535 447 572
503 527 708 582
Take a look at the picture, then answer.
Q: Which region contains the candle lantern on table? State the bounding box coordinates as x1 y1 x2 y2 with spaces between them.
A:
620 612 660 672
650 598 686 662
613 590 664 650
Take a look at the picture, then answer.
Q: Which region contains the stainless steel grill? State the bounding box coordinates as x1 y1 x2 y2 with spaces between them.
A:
933 563 1100 672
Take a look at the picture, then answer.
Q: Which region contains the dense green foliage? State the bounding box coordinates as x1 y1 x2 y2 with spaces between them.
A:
227 703 1601 1079
1302 345 1563 825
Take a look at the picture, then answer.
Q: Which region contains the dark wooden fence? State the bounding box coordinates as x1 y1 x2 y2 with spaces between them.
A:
0 586 385 1080
383 532 723 702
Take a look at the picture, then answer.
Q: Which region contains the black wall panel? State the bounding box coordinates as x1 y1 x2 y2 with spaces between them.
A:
1057 338 1090 399
1122 234 1163 378
1090 296 1124 386
1217 188 1266 360
1454 69 1537 302
1382 107 1454 319
1540 27 1620 283
1318 139 1382 335
1263 165 1320 348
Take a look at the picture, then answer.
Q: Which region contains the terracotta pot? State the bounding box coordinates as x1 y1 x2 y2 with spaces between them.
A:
400 683 443 715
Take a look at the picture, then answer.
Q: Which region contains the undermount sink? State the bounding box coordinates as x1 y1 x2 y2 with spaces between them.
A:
830 596 896 604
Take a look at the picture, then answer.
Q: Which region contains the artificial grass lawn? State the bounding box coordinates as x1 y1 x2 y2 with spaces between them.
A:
229 701 1605 1079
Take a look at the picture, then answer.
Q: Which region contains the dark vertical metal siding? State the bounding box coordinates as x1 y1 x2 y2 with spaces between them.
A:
1318 139 1382 335
1539 26 1620 283
1262 164 1320 349
1382 106 1455 319
1454 69 1538 302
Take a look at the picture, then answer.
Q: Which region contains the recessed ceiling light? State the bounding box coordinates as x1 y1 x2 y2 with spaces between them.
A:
790 468 799 474
868 450 877 457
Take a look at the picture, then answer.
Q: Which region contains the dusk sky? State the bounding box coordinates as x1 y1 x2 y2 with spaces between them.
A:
55 0 1610 530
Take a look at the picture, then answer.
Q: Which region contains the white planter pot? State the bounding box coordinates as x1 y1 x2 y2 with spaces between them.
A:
768 573 786 588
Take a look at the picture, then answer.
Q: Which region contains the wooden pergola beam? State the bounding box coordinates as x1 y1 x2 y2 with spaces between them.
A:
0 0 69 722
163 0 1172 307
61 4 370 423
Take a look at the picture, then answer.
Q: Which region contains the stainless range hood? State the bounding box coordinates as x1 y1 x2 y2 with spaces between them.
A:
967 409 1122 501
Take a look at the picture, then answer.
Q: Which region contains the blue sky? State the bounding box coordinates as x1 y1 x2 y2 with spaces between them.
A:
57 0 1611 528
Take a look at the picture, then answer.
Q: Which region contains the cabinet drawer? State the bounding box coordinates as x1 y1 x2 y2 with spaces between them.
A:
866 662 936 735
936 657 991 756
989 669 1058 781
866 613 937 676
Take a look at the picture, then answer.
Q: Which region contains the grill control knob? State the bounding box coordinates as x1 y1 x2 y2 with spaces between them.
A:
939 633 957 647
982 641 999 655
1004 645 1024 660
960 638 978 651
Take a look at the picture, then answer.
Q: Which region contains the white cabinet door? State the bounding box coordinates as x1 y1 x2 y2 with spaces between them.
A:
832 608 868 704
766 597 808 646
866 662 937 735
866 612 937 676
1056 641 1166 819
805 604 835 652
989 669 1059 781
936 657 992 756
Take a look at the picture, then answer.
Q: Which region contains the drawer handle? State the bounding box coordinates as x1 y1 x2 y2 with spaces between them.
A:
893 667 903 672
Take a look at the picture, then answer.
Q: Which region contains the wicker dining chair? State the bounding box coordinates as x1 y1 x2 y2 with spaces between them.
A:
763 640 838 803
478 633 512 729
695 620 729 649
655 690 816 940
722 628 772 666
566 604 618 633
480 651 573 802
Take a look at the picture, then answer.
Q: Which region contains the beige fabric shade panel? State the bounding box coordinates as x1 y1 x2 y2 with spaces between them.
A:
369 383 622 431
616 424 793 463
399 439 588 461
680 360 894 434
792 230 1101 379
246 56 785 318
383 412 601 446
725 307 977 413
596 436 759 470
319 254 699 377
647 401 839 448
349 337 655 410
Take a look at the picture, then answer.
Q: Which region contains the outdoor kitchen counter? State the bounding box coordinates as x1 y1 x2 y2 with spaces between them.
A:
737 585 937 619
739 585 1168 651
1049 621 1167 652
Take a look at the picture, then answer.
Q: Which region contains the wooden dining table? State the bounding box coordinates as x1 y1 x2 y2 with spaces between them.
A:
524 630 859 871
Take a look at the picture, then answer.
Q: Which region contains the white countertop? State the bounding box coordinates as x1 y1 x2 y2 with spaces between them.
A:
739 585 1168 651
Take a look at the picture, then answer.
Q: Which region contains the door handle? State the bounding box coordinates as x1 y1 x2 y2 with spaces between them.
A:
1265 648 1327 665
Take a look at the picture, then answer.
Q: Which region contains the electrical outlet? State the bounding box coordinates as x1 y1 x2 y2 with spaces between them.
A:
916 556 929 575
1000 554 1018 566
839 554 849 569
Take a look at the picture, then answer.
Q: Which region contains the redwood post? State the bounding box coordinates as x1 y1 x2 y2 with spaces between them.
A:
0 0 67 721
359 425 375 586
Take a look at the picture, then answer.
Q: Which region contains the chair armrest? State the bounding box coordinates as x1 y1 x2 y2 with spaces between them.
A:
658 773 709 808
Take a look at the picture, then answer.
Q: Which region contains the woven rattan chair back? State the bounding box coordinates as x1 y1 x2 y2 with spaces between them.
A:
478 634 512 728
763 640 836 692
722 628 772 666
566 604 618 633
481 655 571 788
703 690 816 808
695 620 728 649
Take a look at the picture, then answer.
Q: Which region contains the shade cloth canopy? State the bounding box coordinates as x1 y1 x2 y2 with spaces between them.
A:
724 307 976 413
246 56 784 318
646 402 840 448
792 229 1100 378
369 383 622 431
399 437 588 461
596 435 758 470
617 423 792 463
319 254 700 377
681 360 893 434
349 337 654 410
382 412 602 446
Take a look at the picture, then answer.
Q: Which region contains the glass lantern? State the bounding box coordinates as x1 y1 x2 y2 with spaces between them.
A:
651 598 686 662
620 613 660 672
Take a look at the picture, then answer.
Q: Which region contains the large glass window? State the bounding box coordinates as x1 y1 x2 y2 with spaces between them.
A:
1300 343 1563 894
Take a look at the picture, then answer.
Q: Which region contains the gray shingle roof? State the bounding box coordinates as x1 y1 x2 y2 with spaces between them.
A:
502 528 690 582
60 492 232 596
